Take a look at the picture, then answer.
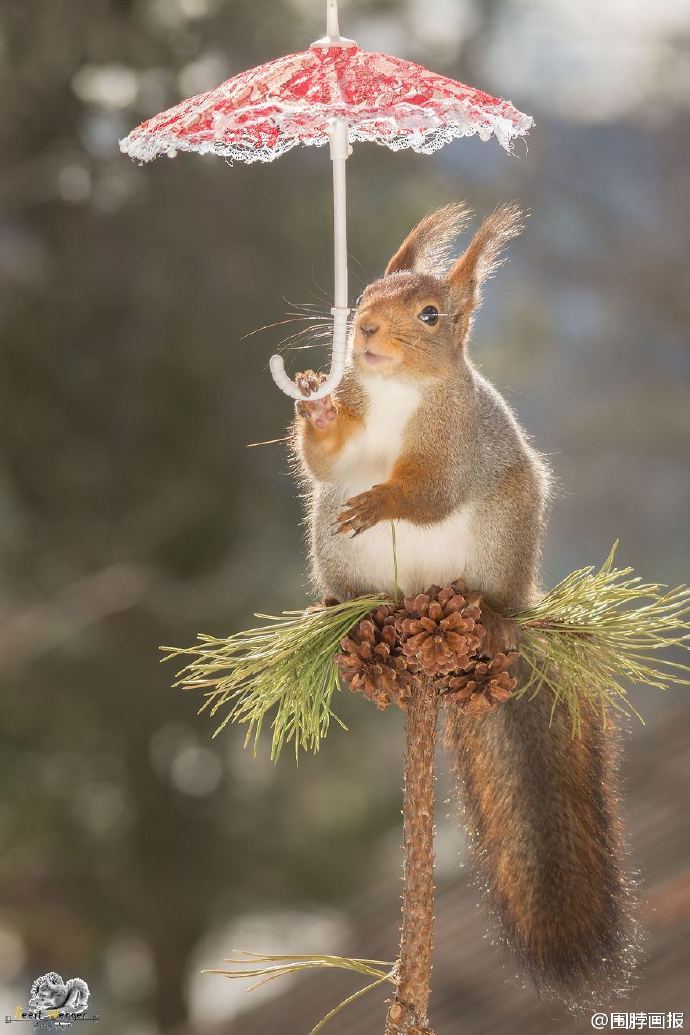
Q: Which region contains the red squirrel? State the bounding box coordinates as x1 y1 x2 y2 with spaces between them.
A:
292 203 637 1005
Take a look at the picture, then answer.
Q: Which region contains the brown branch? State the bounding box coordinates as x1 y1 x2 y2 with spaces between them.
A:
386 676 439 1035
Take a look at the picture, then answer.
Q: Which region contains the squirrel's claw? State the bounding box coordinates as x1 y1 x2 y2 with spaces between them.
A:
334 486 391 536
295 370 337 429
295 369 325 396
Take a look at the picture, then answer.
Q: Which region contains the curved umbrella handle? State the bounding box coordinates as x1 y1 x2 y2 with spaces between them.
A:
269 117 351 403
269 306 350 401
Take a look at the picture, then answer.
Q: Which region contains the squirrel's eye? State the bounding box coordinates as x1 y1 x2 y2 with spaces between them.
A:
419 305 439 326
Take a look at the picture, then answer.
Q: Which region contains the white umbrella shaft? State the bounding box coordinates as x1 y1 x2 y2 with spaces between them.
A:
269 117 351 402
311 0 356 50
327 0 340 39
331 117 349 313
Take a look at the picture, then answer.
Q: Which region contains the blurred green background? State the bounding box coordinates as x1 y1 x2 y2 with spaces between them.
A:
1 1 689 1033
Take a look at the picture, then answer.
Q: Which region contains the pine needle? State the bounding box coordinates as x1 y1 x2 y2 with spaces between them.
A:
204 952 395 1035
162 543 690 755
391 521 400 604
161 596 388 762
511 542 690 732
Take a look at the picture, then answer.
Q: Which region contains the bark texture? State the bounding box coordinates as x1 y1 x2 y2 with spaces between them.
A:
385 677 439 1035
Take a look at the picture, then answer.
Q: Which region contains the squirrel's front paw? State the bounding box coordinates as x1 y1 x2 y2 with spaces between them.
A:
295 370 337 430
335 484 393 537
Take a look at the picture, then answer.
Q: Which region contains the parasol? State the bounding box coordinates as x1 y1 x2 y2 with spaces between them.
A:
120 0 533 401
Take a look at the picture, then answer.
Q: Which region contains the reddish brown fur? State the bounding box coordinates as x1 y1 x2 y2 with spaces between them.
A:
292 203 638 1004
298 394 362 483
385 201 471 276
445 679 638 1006
336 453 457 534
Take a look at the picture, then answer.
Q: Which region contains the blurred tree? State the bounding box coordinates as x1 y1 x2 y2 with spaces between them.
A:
0 1 405 1031
0 1 688 1033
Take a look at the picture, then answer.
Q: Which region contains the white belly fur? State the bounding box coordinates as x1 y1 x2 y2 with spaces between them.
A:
333 375 421 495
330 373 470 596
343 510 471 597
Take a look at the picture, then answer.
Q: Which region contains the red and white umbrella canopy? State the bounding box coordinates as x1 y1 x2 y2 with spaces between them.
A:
120 45 533 165
121 1 533 400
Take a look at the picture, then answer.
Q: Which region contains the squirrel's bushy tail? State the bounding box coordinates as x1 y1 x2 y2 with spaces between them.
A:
444 677 638 1007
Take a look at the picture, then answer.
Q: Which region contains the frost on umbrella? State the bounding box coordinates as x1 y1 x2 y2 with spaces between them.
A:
120 46 534 164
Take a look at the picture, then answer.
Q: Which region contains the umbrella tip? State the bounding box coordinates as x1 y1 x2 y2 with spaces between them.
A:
312 0 356 50
311 35 357 51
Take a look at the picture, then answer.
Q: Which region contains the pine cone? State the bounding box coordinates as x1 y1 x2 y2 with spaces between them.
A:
336 579 518 716
399 584 486 677
336 605 413 710
441 651 520 714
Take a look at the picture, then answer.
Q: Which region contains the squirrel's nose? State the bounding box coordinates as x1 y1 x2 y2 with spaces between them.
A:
359 322 379 339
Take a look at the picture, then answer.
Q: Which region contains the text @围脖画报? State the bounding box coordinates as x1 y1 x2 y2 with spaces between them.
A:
591 1014 684 1029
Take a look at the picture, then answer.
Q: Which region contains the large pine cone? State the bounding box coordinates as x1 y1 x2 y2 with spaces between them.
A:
440 651 520 714
336 604 413 710
335 582 520 716
399 584 486 677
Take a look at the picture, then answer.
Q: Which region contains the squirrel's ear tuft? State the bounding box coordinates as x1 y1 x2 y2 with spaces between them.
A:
446 203 524 301
385 202 472 277
446 203 524 343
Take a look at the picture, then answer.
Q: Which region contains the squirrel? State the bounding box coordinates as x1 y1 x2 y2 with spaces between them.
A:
291 202 637 1006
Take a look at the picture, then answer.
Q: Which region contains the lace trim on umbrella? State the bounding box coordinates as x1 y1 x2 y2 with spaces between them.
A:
121 107 533 164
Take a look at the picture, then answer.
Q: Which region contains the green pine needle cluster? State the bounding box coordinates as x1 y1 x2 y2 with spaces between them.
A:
162 544 690 758
162 595 388 761
511 542 690 732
